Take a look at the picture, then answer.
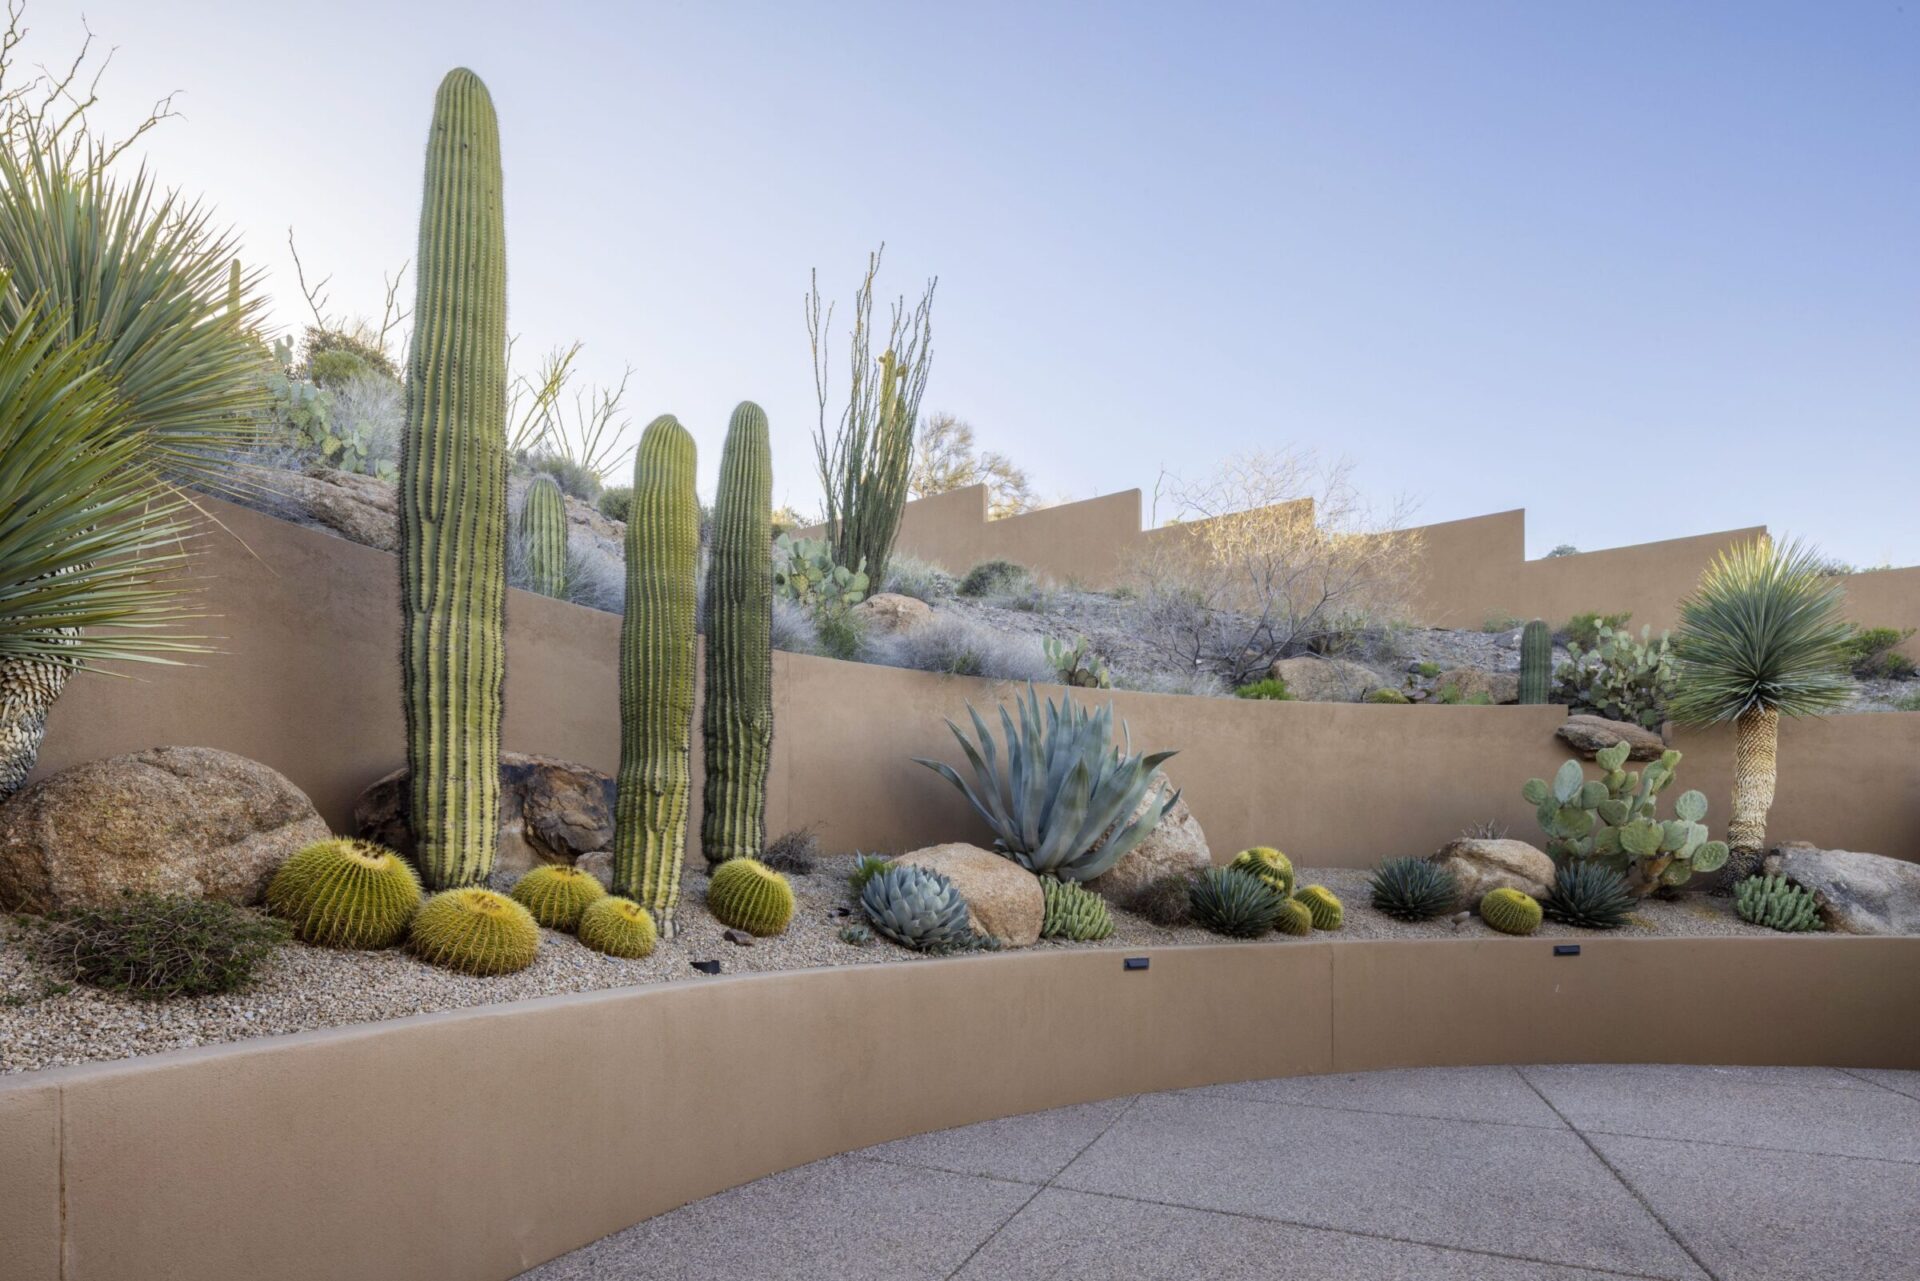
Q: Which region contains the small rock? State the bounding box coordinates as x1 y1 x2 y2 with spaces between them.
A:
851 592 934 635
575 851 613 890
1430 837 1555 904
1765 843 1920 936
1431 668 1520 704
722 928 755 947
1087 783 1211 907
1556 714 1667 761
689 959 722 975
1269 655 1379 702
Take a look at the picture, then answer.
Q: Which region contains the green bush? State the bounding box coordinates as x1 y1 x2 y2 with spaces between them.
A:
1563 611 1632 650
847 853 891 896
1365 687 1411 704
1234 677 1292 701
813 606 864 661
42 894 289 999
529 453 600 501
1554 624 1676 729
597 485 632 523
958 559 1029 597
1482 612 1523 633
1837 625 1917 679
1126 873 1194 926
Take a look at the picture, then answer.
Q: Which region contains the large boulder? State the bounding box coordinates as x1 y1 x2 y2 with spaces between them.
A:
852 592 934 635
1431 668 1519 705
230 462 401 551
1556 714 1667 761
356 753 616 879
1430 837 1555 906
1087 783 1211 906
0 747 328 913
1268 656 1379 702
1764 843 1920 936
891 843 1043 947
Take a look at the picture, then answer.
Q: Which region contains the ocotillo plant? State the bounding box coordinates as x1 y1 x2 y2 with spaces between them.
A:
702 402 775 865
518 474 569 598
1519 618 1551 704
398 68 509 889
613 415 699 933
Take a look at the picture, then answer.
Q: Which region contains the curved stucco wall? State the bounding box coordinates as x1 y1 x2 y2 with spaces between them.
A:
30 499 1920 864
2 936 1917 1281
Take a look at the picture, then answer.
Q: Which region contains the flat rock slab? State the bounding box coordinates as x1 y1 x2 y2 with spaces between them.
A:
1556 714 1667 760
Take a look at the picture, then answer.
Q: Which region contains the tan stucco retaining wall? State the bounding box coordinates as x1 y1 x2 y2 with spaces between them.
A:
820 483 1920 636
3 936 1916 1281
32 500 1920 863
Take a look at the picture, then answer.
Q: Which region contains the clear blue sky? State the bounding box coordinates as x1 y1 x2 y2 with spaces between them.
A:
60 0 1920 565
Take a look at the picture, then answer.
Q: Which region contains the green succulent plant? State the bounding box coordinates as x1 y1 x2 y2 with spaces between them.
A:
1272 897 1315 937
773 533 869 609
1519 619 1551 704
1040 876 1115 941
838 922 875 947
1189 867 1284 939
576 895 658 959
914 684 1178 882
847 853 891 896
1734 874 1825 933
861 863 973 952
1479 887 1543 936
1364 687 1411 704
1554 624 1676 730
1523 743 1729 895
518 474 569 599
1542 861 1635 930
1229 847 1295 897
409 888 541 975
1294 885 1344 931
1368 857 1459 921
706 858 795 937
266 837 423 948
510 865 606 932
1043 636 1112 689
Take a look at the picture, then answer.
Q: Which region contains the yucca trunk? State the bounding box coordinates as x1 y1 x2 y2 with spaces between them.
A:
1728 705 1780 854
0 656 69 800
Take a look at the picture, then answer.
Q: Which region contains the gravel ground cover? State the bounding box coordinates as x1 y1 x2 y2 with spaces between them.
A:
1 858 1807 1076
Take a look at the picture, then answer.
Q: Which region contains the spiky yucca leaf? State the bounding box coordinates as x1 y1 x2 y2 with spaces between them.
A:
1189 866 1283 938
1543 861 1635 930
1368 857 1458 921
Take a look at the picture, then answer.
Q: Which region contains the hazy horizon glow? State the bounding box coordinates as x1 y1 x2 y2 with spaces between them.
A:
46 0 1920 567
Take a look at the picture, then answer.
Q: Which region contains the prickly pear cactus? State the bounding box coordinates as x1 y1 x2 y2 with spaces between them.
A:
1522 742 1729 895
773 533 868 609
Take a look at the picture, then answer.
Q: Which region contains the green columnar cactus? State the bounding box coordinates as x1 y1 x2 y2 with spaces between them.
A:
398 68 509 890
1523 743 1730 895
266 838 423 949
577 895 659 958
409 888 540 975
1229 847 1295 897
1479 887 1543 936
1294 885 1344 931
519 474 569 598
703 402 775 866
1734 875 1825 933
1519 619 1551 704
1040 876 1115 941
612 415 699 934
706 858 795 936
510 864 605 931
1273 897 1315 937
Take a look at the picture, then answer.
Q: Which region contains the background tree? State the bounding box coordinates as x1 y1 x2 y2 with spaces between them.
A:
1668 537 1853 870
909 412 1038 519
807 244 935 589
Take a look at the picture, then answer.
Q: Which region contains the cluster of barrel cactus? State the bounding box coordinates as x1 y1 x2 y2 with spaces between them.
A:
1735 875 1825 933
772 533 868 609
267 838 423 949
1523 743 1729 895
1040 876 1114 941
510 865 606 931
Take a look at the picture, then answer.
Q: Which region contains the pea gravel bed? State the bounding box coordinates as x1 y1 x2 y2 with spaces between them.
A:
0 858 1788 1075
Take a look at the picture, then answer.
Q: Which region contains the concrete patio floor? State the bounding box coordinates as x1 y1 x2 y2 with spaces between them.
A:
521 1063 1920 1281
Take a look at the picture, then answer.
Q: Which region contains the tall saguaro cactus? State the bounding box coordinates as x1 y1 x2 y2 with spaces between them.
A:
703 402 775 865
518 474 569 598
399 68 509 890
1519 619 1551 704
613 415 699 933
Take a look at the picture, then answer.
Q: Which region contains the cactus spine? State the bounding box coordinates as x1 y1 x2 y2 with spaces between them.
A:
398 68 509 889
1519 619 1551 704
519 475 569 598
612 415 699 934
702 402 774 865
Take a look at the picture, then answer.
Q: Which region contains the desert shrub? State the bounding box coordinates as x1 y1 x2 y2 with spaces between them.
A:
883 554 954 602
1127 873 1195 926
909 412 1039 518
1554 624 1676 729
306 347 370 387
959 558 1030 597
527 452 601 502
1365 687 1411 704
1110 666 1232 698
989 581 1058 613
771 595 823 654
303 325 399 382
561 538 626 613
41 895 289 999
262 366 401 479
1234 677 1292 701
1546 544 1580 558
1894 690 1920 712
861 611 1052 681
813 605 865 661
1433 683 1492 706
761 826 821 875
1837 625 1917 679
1481 612 1523 633
1414 660 1441 678
1124 450 1419 686
597 485 632 523
1562 610 1632 650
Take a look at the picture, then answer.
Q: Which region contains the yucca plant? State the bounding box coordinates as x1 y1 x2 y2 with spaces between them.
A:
1668 538 1853 861
913 683 1178 882
0 303 205 795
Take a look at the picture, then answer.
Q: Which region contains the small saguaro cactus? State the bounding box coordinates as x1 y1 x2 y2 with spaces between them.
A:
398 67 510 890
612 415 700 934
1519 619 1551 704
702 402 775 866
518 474 569 598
